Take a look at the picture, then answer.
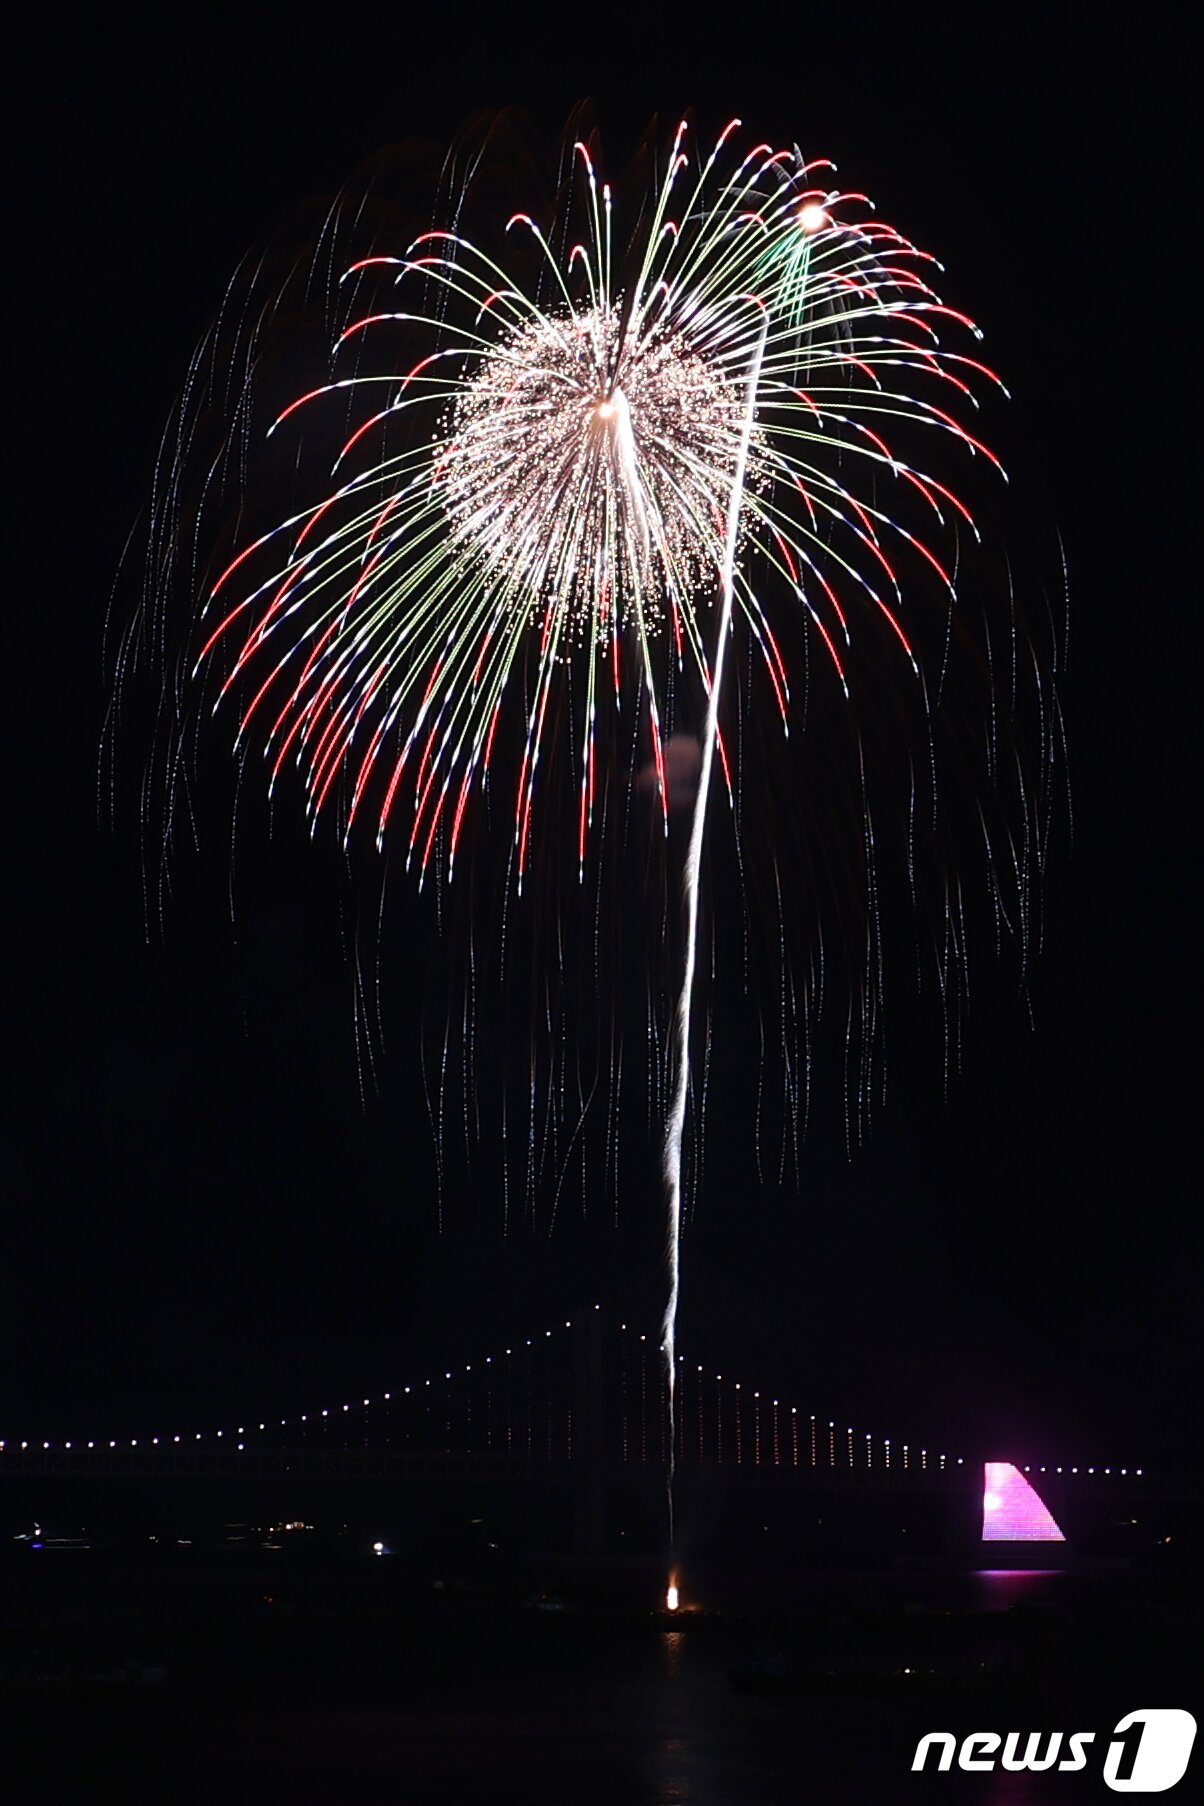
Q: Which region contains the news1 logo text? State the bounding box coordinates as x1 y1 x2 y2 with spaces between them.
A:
912 1709 1197 1792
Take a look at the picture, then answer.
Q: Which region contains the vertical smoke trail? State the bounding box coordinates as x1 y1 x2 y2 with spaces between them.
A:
662 309 767 1539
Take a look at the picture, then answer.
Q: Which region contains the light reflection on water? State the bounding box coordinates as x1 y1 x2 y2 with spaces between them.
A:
970 1566 1068 1612
52 1567 1187 1805
652 1630 691 1803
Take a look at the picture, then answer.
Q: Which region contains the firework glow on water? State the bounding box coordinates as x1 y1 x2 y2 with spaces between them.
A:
115 112 1064 1565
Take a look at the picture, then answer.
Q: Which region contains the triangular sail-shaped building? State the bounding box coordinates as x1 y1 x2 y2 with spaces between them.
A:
982 1461 1066 1541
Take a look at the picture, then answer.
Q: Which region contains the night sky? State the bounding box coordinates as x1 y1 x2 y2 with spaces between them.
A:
6 5 1199 1474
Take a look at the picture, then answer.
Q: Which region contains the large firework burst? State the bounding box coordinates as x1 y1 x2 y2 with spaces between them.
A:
192 121 1001 895
114 114 1062 1263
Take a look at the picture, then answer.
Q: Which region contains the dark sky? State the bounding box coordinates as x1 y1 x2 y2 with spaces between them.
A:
5 4 1199 1470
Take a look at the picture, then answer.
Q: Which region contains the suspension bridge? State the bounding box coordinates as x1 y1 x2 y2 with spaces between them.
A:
0 1308 1170 1557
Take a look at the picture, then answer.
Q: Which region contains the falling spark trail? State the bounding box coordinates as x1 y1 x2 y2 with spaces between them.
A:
662 308 767 1545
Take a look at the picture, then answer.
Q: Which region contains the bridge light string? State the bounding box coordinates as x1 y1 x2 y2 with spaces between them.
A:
1 1306 1144 1479
0 1315 579 1464
618 1320 971 1474
0 1431 1140 1478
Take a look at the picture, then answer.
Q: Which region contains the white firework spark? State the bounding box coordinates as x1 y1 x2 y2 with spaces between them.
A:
439 305 761 646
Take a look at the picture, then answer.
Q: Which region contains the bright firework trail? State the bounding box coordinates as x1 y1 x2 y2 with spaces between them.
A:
662 304 766 1541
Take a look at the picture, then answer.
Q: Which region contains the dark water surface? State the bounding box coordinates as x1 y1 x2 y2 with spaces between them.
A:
3 1567 1199 1803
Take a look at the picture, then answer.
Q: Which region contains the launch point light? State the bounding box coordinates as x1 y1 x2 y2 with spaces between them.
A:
798 202 827 232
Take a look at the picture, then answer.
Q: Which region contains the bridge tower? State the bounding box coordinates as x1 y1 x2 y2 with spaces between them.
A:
572 1308 608 1557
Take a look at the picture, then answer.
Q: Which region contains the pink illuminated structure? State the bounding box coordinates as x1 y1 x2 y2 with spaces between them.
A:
982 1461 1066 1541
